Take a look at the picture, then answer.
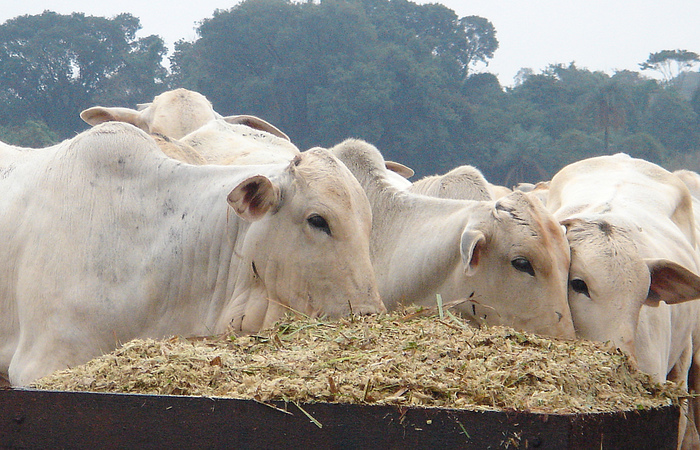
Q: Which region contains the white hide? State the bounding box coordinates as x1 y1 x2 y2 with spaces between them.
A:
547 154 700 377
0 123 383 386
330 139 575 340
81 88 222 139
547 154 700 446
80 88 290 142
409 165 493 201
180 119 301 165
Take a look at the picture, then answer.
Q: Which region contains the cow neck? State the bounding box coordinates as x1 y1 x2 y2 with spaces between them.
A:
146 162 270 336
363 174 491 309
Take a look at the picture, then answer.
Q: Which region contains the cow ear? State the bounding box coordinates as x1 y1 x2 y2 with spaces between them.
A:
645 258 700 306
227 175 280 222
460 229 486 276
80 106 148 131
223 115 290 141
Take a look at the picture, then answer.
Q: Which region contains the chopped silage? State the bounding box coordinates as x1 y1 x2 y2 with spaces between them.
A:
32 310 686 414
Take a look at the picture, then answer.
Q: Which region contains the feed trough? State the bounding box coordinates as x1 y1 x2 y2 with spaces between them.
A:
0 388 679 449
1 311 684 448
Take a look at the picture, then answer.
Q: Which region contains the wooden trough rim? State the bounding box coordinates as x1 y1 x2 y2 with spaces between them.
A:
0 387 679 449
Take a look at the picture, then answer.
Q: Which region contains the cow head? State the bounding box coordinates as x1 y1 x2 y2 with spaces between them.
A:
561 216 700 360
228 147 384 333
81 88 220 139
458 191 576 339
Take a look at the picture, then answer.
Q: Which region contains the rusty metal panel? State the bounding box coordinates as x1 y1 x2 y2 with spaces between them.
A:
0 388 678 449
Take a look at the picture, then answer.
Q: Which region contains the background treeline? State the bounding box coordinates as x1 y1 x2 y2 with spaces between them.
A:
2 0 700 186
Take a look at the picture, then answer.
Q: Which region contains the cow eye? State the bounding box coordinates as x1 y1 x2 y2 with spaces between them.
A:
511 257 535 276
307 214 331 236
570 278 590 298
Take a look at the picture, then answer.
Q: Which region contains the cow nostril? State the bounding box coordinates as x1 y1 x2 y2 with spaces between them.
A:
556 311 563 322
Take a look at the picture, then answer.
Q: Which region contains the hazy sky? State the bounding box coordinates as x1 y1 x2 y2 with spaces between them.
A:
3 1 700 86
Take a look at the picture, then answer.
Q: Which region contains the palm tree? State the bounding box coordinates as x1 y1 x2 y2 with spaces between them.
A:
584 80 629 152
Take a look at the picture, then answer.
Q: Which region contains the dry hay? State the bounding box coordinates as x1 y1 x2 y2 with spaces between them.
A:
32 309 686 414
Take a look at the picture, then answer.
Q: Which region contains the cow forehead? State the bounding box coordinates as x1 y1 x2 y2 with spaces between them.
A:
492 192 570 273
566 219 645 286
496 192 568 248
566 218 637 253
150 89 216 121
153 88 212 108
289 148 370 214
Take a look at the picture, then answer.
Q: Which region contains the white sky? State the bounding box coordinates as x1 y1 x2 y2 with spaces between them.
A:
2 1 700 87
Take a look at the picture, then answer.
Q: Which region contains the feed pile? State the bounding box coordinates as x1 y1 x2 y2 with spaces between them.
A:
33 310 685 413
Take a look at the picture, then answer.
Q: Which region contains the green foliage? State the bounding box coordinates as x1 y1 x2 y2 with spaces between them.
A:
94 34 168 107
0 11 166 138
2 6 700 185
581 79 631 151
492 125 554 186
615 133 667 164
0 120 60 147
461 16 498 75
640 49 700 84
555 129 605 164
170 0 482 176
642 90 700 153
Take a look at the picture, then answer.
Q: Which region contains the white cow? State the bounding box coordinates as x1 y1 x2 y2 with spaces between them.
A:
673 168 700 446
385 161 414 179
330 139 575 339
408 165 493 200
382 160 415 189
0 122 383 386
674 169 700 244
81 92 412 180
179 118 301 165
155 118 416 184
81 89 294 166
80 88 289 140
547 154 700 447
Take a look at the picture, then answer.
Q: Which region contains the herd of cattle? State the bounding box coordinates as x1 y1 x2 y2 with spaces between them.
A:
2 88 700 445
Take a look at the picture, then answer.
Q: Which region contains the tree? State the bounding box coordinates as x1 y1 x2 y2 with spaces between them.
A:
0 11 166 138
172 0 485 177
616 133 666 164
509 67 574 139
643 89 700 154
640 49 700 84
609 70 660 135
309 56 398 144
583 80 629 152
94 34 168 107
513 68 534 87
0 120 59 147
460 15 498 76
492 125 554 186
355 0 497 80
554 129 605 167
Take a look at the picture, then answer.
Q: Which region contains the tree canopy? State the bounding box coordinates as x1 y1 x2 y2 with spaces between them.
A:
0 11 166 138
169 0 493 175
640 49 700 84
1 3 700 186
